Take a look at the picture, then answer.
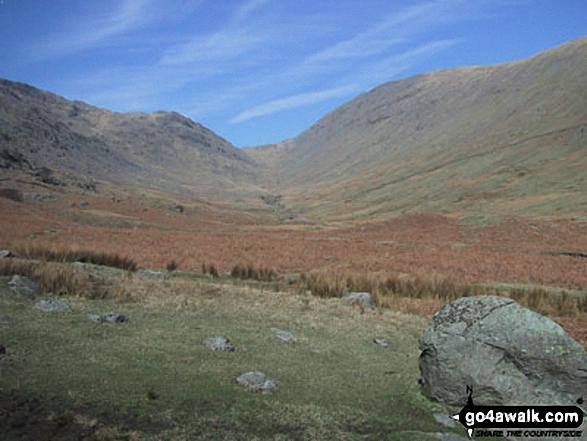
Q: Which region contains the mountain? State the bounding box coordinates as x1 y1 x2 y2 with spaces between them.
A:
251 37 587 221
2 37 586 222
0 79 269 201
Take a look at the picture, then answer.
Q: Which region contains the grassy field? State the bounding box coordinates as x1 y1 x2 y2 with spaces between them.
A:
0 267 471 440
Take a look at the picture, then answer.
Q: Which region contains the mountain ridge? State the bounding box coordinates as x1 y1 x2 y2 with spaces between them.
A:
2 37 587 221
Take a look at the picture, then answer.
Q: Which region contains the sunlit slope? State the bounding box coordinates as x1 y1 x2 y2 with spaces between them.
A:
267 37 587 220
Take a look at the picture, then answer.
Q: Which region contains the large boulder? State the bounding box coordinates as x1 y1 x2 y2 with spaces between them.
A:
419 296 587 411
8 275 40 300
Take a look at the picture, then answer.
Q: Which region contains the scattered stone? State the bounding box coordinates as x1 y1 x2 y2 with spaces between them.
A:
345 292 374 310
0 249 14 258
102 312 129 323
138 269 169 279
278 273 302 285
271 328 296 343
34 299 70 312
87 314 103 324
433 413 456 429
419 296 587 409
8 275 40 300
29 193 55 202
203 336 235 352
236 372 278 392
373 338 393 349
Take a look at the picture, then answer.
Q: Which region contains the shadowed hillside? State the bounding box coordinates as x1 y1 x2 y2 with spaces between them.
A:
251 37 587 221
0 79 271 202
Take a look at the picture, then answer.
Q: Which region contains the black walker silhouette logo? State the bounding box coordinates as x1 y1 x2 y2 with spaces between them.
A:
450 386 584 439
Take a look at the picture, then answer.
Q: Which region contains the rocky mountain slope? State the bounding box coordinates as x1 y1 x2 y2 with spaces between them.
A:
0 79 268 200
252 37 587 221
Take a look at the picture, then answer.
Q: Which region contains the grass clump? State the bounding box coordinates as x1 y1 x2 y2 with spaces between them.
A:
15 246 138 272
202 262 219 278
166 259 179 272
230 263 277 282
305 270 587 319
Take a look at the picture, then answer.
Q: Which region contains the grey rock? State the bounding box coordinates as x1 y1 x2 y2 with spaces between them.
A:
278 273 302 285
34 299 70 312
373 338 393 349
433 413 456 429
102 312 129 323
88 314 103 324
138 269 169 279
236 372 278 392
345 292 374 309
0 249 14 258
78 200 89 207
8 275 40 300
203 336 235 352
271 328 296 343
419 296 587 411
0 315 10 325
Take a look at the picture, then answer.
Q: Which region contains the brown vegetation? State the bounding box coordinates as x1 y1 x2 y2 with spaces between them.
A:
230 263 277 282
14 245 137 271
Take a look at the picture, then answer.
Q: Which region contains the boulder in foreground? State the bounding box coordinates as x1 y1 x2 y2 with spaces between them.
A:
419 296 587 411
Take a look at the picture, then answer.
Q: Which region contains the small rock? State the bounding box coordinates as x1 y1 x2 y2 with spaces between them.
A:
203 336 235 352
78 200 89 208
271 328 296 343
345 292 374 310
102 312 129 323
138 269 169 280
0 249 14 258
433 413 456 429
88 314 103 324
8 275 40 300
0 315 10 325
373 338 393 349
278 273 302 285
236 372 278 392
34 299 71 312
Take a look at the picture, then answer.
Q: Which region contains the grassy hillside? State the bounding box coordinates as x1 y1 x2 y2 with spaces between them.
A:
0 265 466 440
254 37 587 221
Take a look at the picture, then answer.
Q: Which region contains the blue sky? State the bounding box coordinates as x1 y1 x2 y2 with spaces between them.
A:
1 1 586 147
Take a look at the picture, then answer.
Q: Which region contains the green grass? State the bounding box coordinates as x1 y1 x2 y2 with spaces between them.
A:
0 272 465 440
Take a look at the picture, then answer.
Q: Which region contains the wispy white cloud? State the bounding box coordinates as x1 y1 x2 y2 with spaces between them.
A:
230 86 358 123
161 28 265 65
233 0 274 22
28 0 157 60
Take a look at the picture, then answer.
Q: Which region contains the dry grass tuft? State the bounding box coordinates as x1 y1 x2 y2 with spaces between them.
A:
15 246 138 272
166 259 179 272
230 263 277 282
202 262 219 278
305 269 587 319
